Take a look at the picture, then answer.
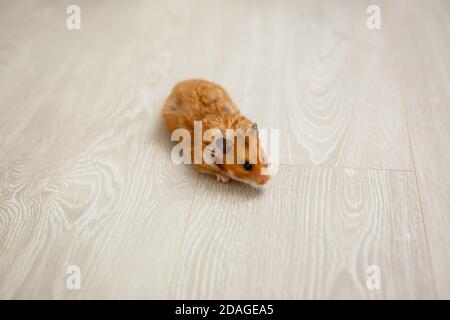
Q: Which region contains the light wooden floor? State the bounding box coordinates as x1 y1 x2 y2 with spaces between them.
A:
0 0 449 299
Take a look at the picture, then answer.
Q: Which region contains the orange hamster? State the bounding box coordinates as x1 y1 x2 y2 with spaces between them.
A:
162 79 271 187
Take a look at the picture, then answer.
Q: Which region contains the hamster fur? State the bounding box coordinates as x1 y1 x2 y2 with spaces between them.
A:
162 79 270 187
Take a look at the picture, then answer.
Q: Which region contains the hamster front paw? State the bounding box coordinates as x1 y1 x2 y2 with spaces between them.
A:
216 173 230 183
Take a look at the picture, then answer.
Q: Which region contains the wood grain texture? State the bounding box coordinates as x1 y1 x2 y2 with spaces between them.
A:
170 166 434 299
0 0 198 299
0 0 447 299
386 0 450 298
166 0 413 170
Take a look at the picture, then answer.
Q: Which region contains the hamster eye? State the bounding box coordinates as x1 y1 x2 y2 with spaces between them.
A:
243 161 253 171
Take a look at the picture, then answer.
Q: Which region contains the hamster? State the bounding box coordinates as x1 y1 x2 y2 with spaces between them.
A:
162 79 271 187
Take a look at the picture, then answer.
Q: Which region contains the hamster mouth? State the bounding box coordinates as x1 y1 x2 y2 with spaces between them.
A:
255 175 270 185
227 171 271 188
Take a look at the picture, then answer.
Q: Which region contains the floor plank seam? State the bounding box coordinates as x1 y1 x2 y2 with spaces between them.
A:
168 172 200 296
404 105 439 298
277 163 415 173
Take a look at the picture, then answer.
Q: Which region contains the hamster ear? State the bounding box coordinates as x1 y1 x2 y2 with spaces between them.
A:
247 122 258 135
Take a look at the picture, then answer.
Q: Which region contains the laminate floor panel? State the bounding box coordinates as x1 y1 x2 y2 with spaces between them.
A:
0 0 448 299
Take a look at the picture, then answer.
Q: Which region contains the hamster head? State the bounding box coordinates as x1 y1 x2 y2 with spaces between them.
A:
212 123 271 187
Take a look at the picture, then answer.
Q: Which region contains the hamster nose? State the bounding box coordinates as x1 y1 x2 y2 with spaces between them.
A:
256 175 270 185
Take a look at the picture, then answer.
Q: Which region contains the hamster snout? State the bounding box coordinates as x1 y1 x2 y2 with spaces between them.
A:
255 175 270 186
